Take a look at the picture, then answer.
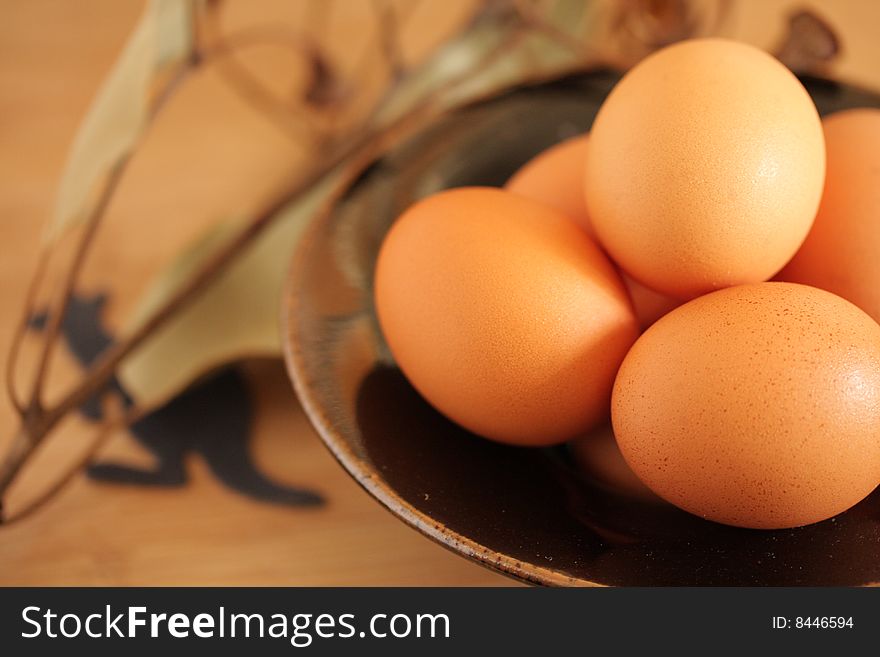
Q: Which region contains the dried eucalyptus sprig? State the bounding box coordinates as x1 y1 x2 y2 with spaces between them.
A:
1 0 601 524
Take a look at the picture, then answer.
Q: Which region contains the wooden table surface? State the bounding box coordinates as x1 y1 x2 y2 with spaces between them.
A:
1 0 877 586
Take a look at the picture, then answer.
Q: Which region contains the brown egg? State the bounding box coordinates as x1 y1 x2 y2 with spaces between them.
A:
505 135 593 236
777 109 880 323
375 187 639 446
506 135 681 328
585 39 825 299
622 277 683 331
570 424 663 504
612 282 880 529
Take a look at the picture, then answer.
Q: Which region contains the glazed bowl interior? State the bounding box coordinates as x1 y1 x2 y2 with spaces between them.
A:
283 71 880 586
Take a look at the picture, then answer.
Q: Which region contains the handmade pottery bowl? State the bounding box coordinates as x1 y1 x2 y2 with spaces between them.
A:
282 71 880 586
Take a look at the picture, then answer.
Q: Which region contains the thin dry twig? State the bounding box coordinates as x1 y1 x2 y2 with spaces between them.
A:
14 53 199 415
25 161 128 413
335 0 423 118
200 9 331 143
5 249 50 417
0 395 130 527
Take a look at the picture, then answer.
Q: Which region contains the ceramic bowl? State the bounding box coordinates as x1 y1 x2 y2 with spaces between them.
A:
283 71 880 586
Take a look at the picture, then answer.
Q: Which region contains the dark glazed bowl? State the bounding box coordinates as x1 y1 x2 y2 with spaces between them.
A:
282 71 880 586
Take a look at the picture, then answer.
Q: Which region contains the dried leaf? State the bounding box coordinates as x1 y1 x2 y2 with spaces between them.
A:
117 174 339 409
375 0 591 124
46 0 193 243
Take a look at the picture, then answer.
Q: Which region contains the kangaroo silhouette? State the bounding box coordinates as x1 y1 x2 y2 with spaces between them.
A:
29 292 322 507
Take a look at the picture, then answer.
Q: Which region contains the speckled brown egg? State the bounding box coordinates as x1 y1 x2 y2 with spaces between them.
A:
777 109 880 324
375 187 639 446
612 282 880 529
585 39 825 299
